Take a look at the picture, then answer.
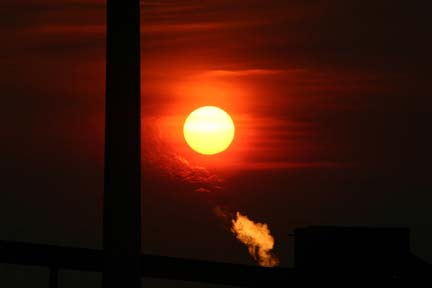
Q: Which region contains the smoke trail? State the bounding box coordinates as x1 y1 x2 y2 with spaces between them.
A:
231 212 279 267
144 120 279 267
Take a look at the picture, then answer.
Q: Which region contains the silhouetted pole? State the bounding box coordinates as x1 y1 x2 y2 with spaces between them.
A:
49 266 58 288
103 0 141 287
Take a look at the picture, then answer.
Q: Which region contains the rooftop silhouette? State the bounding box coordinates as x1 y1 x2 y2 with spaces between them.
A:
1 226 430 287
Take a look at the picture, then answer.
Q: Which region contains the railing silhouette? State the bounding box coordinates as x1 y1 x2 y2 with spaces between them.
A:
1 227 431 287
0 240 293 287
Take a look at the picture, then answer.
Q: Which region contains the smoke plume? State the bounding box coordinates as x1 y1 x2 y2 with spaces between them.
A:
231 212 279 267
142 120 224 194
144 120 279 267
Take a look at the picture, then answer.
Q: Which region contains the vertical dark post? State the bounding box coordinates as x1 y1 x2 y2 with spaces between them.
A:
49 266 58 288
103 0 141 287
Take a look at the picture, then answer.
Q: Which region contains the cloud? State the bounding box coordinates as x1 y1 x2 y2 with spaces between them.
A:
201 69 283 78
142 119 224 194
30 24 104 35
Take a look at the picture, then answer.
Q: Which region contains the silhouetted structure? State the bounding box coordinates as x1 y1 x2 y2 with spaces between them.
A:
0 227 430 287
0 240 294 287
294 226 430 283
295 226 409 269
103 0 141 287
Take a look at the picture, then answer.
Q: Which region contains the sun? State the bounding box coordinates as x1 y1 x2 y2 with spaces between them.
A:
183 106 235 155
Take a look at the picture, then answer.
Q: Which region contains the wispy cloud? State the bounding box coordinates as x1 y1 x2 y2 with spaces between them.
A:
202 69 283 77
30 24 104 35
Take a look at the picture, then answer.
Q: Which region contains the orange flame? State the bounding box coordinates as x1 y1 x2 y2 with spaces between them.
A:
231 212 279 267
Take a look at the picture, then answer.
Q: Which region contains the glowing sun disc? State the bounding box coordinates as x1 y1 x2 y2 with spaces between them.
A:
183 106 235 155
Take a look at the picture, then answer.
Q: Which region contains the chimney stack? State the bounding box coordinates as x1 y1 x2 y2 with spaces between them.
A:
103 0 141 287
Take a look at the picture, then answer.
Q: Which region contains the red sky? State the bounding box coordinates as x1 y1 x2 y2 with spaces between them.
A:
0 0 431 280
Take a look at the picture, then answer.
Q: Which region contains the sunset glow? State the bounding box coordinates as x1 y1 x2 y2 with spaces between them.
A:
1 0 429 276
183 106 235 155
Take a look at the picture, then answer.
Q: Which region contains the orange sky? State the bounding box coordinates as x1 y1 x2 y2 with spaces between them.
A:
0 0 431 271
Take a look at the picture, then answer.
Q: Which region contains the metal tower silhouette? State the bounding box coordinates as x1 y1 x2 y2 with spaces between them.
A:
103 0 141 287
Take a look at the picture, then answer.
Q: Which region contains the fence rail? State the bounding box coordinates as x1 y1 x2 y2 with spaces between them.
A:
0 240 293 287
2 239 430 287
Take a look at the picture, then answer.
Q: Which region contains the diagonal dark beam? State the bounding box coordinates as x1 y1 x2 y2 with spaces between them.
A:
104 0 141 287
0 241 295 287
1 240 431 286
2 240 431 286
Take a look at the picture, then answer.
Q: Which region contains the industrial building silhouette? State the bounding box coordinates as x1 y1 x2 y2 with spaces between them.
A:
0 226 430 286
0 0 430 287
